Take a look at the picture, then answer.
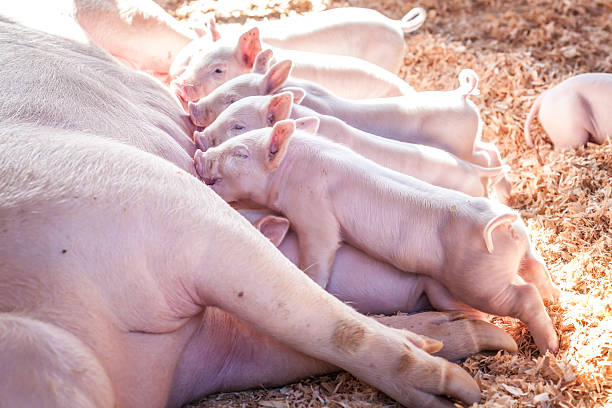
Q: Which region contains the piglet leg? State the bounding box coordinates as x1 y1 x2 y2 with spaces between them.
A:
480 283 557 353
474 141 512 203
519 249 560 302
421 277 488 320
293 212 341 288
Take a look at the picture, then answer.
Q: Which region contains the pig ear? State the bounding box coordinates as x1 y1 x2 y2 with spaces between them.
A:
262 60 292 94
236 27 262 68
266 92 293 126
208 16 221 42
265 119 295 171
254 215 290 247
279 86 305 104
295 116 320 134
253 49 274 74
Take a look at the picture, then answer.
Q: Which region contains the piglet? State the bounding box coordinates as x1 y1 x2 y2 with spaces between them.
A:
193 92 507 198
170 26 414 104
524 73 612 149
194 120 560 354
188 52 513 202
242 211 519 360
253 7 426 75
243 211 478 317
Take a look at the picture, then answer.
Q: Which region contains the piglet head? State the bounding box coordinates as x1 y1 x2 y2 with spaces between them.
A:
194 92 296 152
194 120 296 203
170 27 262 105
187 72 262 127
187 55 294 127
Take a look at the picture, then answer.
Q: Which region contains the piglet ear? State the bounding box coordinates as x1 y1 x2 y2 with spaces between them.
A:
262 60 292 94
253 49 274 74
265 119 295 171
208 16 221 42
236 27 262 68
295 116 319 134
266 92 294 125
254 215 290 247
279 86 305 104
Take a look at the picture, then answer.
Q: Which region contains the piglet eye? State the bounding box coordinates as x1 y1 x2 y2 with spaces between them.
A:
233 151 248 159
267 113 275 125
234 124 245 130
214 68 223 74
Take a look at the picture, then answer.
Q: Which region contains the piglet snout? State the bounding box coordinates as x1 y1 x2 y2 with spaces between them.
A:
203 176 219 186
194 131 210 152
189 102 211 127
171 79 198 104
194 149 206 178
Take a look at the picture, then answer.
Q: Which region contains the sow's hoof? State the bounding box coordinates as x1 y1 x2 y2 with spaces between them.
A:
376 311 518 361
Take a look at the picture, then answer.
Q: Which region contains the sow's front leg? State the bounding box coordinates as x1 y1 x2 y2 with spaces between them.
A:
154 178 479 405
173 309 517 406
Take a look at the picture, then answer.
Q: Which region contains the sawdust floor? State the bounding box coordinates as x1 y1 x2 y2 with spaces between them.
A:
159 0 611 406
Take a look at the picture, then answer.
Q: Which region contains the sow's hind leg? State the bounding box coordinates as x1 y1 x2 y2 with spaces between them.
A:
0 314 116 408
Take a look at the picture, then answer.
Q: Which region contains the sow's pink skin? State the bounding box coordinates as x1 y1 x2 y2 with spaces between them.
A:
189 52 513 202
0 4 513 408
524 73 612 149
194 120 560 354
193 91 507 199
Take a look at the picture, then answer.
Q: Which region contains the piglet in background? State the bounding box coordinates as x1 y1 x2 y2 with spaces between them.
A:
170 26 415 103
524 73 612 149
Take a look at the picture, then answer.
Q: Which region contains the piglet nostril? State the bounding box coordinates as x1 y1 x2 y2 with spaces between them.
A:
203 177 217 186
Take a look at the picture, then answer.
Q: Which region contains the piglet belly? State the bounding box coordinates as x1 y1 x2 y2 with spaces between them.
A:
327 245 430 315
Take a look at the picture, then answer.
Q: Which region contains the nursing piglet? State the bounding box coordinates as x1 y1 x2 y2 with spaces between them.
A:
194 92 506 198
194 120 560 354
244 212 519 360
170 26 414 104
188 53 512 201
524 73 612 149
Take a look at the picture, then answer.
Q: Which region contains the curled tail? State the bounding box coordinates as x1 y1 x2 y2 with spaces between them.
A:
524 92 545 147
472 164 511 186
400 7 427 34
458 69 480 96
483 213 518 253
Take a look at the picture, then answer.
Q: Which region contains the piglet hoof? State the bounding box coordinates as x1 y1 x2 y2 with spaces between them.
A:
493 176 512 205
375 312 517 361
